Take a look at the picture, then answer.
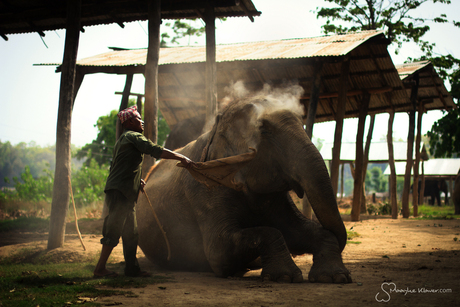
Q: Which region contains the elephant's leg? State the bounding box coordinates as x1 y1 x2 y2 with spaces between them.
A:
261 193 352 283
204 225 303 283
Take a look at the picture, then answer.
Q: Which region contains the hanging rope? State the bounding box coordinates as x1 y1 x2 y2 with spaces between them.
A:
68 175 86 251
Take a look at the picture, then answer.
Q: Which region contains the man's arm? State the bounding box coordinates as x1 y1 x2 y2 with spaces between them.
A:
160 148 194 168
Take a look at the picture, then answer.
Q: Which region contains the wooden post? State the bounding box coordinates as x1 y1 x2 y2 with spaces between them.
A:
420 162 425 204
116 74 134 139
330 58 350 196
361 113 375 213
143 0 161 176
48 0 81 250
351 92 370 221
204 3 217 124
413 99 423 216
303 60 323 219
137 95 143 116
387 110 398 219
340 163 344 199
402 75 419 218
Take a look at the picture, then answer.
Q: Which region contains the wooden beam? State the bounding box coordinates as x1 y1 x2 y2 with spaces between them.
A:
330 58 350 196
351 92 370 222
143 0 161 176
48 0 81 250
413 99 424 216
387 109 398 219
402 73 419 218
116 74 134 139
204 3 217 124
361 113 375 214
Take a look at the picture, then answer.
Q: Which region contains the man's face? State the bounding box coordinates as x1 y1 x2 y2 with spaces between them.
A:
125 112 144 133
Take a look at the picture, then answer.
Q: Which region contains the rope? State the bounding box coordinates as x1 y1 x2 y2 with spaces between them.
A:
141 187 171 261
68 175 86 251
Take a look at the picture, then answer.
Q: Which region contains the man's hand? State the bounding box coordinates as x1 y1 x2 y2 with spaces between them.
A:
140 179 146 192
160 148 196 168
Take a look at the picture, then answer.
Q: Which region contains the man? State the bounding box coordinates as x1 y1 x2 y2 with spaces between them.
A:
93 105 194 278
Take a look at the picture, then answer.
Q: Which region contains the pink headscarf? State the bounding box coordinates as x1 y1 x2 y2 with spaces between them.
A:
117 106 140 124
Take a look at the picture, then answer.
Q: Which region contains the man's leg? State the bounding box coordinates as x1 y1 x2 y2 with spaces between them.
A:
123 208 150 277
94 244 117 277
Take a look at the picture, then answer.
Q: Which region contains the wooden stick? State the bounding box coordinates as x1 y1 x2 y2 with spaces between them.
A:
141 188 171 261
68 175 86 251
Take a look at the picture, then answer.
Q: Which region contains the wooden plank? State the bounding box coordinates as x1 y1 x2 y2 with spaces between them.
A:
330 58 350 196
205 3 217 124
402 73 419 218
116 74 134 139
413 100 424 216
387 109 398 219
48 0 81 250
351 92 370 222
142 0 161 176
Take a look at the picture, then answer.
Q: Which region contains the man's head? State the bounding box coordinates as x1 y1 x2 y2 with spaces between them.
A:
118 106 144 133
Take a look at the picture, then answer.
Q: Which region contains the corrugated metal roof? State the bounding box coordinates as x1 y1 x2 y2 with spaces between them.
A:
319 142 422 162
383 159 460 177
41 30 386 67
36 31 455 129
396 61 455 111
0 0 260 38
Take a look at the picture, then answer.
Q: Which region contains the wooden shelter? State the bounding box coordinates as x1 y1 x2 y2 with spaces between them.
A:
395 61 455 217
40 30 417 221
1 0 260 249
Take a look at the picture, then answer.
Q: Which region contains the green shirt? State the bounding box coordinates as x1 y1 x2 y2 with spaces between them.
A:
104 130 163 203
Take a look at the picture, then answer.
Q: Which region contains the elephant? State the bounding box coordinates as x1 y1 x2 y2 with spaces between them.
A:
136 91 351 283
454 170 460 215
418 179 449 206
164 114 206 150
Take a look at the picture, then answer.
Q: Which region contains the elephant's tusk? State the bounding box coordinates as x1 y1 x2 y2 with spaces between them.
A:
141 188 171 261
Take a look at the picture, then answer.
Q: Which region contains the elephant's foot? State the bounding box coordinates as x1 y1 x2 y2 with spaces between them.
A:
260 253 303 283
308 231 352 284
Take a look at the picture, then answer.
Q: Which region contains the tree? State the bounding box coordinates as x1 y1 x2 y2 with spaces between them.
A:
161 19 206 47
315 0 457 55
427 108 460 157
76 100 171 167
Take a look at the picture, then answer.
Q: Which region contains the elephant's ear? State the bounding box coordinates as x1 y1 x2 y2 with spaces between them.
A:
177 148 256 191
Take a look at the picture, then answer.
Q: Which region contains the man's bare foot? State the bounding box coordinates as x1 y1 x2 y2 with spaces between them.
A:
93 269 118 278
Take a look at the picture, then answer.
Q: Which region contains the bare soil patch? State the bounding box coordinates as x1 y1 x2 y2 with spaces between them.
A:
1 216 459 306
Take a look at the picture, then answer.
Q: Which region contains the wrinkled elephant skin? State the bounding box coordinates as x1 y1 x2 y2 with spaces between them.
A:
136 94 351 283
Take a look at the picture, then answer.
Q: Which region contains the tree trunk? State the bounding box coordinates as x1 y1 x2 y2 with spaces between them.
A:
330 58 350 196
387 110 398 219
116 74 134 140
205 3 217 124
402 74 419 218
142 0 161 177
303 60 323 219
48 0 81 250
351 92 370 221
361 113 375 214
413 100 423 217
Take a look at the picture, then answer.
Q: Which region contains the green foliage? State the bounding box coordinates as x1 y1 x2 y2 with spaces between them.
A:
0 141 56 188
13 165 54 203
365 166 388 193
315 0 456 55
0 216 49 232
71 159 109 208
427 108 460 157
161 19 206 46
413 204 458 219
76 109 117 167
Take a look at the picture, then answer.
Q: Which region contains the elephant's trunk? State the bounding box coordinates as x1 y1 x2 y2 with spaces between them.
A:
289 139 347 251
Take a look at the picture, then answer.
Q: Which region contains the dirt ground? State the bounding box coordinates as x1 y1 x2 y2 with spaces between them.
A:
1 215 459 307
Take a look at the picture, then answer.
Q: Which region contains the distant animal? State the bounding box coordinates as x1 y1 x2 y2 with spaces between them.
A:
454 170 460 215
413 179 449 206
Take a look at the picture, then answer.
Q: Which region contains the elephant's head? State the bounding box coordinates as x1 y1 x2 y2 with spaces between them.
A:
200 90 347 251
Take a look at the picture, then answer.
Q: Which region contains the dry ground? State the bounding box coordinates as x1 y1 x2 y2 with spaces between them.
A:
1 216 459 306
